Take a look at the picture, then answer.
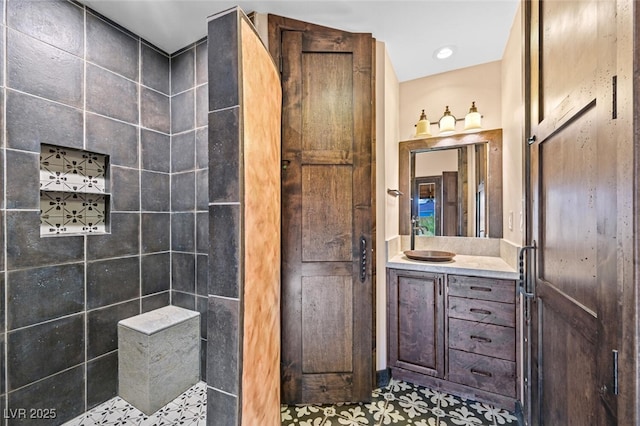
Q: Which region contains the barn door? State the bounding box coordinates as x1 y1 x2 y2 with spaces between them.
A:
525 0 619 424
269 15 374 405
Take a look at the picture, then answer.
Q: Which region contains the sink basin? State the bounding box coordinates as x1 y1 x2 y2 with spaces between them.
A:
404 250 456 262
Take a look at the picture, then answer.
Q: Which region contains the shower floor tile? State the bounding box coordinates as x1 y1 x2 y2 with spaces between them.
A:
64 379 517 426
63 381 207 426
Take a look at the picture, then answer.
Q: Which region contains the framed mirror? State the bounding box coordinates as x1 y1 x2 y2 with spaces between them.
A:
399 128 503 238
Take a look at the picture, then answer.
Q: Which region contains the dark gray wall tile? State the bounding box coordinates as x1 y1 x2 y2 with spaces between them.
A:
171 47 194 95
87 257 140 309
86 12 139 81
87 300 139 359
207 296 238 394
196 84 208 128
7 211 84 270
110 166 140 212
196 295 207 339
208 11 239 111
87 213 139 260
6 89 83 152
8 366 85 426
87 352 118 409
87 64 138 125
209 107 239 203
7 29 83 108
196 170 209 212
196 40 208 86
172 212 195 252
141 213 170 253
7 263 84 330
172 252 195 293
200 341 207 382
86 113 139 168
209 204 239 298
141 130 170 173
142 291 170 313
7 0 84 56
7 314 84 390
196 127 208 170
196 211 209 255
172 130 195 173
196 254 208 297
171 89 195 134
172 291 195 310
141 171 170 211
0 275 4 331
5 149 38 209
0 333 4 395
141 253 170 295
172 172 195 211
141 87 170 134
142 43 170 95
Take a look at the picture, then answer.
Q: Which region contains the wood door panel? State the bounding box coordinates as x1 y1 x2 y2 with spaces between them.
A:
526 0 620 422
302 276 353 373
539 106 598 313
534 297 598 426
397 275 438 369
273 14 373 404
302 53 353 153
540 0 598 120
301 165 353 262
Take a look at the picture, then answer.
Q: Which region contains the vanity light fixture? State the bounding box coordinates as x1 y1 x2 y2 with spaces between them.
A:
415 109 431 137
438 106 456 135
464 101 482 131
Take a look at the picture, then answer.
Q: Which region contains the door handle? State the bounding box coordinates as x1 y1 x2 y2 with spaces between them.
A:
519 243 537 300
360 236 366 283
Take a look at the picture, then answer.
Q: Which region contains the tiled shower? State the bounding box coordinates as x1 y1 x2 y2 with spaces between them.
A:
0 0 210 423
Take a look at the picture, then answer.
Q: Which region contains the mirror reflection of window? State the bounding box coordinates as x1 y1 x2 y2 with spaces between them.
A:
418 182 437 236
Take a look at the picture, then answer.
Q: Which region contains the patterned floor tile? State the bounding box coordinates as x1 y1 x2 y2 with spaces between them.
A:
62 382 206 426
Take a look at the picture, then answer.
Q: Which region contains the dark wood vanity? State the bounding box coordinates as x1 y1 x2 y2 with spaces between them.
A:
387 268 518 410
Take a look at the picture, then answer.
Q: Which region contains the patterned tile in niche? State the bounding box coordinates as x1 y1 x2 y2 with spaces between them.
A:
40 144 107 193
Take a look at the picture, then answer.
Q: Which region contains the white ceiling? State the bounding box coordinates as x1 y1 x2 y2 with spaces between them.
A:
78 0 520 82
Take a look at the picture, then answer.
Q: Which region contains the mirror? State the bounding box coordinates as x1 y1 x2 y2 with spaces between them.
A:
399 128 503 238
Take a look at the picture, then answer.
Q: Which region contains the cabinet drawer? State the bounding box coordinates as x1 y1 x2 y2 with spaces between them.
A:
449 318 515 361
448 275 515 303
448 349 516 397
448 296 515 327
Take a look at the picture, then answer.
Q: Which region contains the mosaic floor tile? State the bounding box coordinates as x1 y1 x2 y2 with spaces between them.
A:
65 379 515 426
63 382 207 426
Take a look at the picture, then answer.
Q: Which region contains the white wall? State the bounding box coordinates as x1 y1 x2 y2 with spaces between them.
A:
399 61 503 141
501 3 524 246
375 40 400 372
414 149 458 177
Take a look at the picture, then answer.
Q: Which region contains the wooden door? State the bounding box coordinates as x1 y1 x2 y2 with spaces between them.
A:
441 171 458 236
268 15 374 405
525 0 619 424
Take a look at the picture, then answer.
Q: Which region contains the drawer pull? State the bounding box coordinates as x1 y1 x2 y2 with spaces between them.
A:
470 308 492 315
470 286 492 292
471 369 493 378
470 335 492 343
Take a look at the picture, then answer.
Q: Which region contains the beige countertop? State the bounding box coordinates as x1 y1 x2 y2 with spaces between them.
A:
387 252 519 280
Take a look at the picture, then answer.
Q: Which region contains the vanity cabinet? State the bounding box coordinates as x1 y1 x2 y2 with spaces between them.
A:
387 269 445 379
387 269 518 409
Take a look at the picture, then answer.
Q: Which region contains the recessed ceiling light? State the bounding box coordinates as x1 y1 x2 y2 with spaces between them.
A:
434 45 456 60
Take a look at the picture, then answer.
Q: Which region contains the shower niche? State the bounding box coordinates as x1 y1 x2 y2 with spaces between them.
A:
39 144 110 236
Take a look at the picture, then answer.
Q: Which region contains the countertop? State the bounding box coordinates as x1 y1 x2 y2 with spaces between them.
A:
387 252 519 280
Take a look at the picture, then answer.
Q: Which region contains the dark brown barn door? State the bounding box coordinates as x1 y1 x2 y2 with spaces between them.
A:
525 0 619 424
269 16 374 405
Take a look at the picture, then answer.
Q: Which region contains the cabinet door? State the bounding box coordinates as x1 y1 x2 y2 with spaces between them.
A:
387 269 445 378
